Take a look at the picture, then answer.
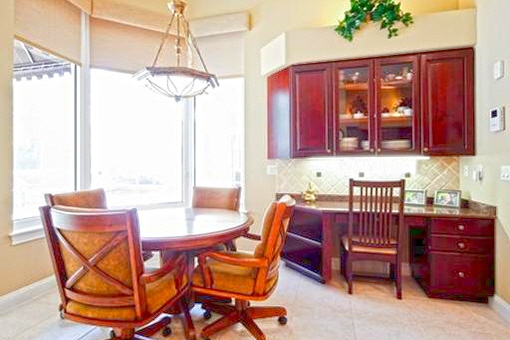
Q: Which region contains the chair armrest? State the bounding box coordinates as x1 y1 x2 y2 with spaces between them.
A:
140 252 186 285
198 251 268 268
242 232 261 241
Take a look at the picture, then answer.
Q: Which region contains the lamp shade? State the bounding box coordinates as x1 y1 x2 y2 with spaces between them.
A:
133 0 218 101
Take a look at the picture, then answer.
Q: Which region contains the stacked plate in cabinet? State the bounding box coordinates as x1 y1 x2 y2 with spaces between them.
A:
339 137 359 150
381 139 411 150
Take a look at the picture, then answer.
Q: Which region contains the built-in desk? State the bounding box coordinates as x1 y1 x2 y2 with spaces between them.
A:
281 196 496 302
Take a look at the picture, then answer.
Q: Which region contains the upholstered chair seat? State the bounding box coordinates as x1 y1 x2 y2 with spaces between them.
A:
191 196 295 340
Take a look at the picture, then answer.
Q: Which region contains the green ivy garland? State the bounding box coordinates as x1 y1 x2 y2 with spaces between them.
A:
334 0 413 42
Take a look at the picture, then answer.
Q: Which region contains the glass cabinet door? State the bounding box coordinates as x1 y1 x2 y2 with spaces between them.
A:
335 61 374 154
375 56 420 154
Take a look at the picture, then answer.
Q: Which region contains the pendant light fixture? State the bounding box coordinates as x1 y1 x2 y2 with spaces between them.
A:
134 0 218 102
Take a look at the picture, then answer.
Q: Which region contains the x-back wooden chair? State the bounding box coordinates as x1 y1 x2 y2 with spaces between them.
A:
192 186 244 251
340 179 406 299
45 189 154 262
40 205 190 339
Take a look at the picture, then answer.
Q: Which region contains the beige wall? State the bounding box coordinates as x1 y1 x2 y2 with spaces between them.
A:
241 0 461 250
0 0 54 296
460 0 510 303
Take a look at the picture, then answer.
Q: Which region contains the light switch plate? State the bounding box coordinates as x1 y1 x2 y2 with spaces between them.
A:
501 166 510 181
494 60 504 80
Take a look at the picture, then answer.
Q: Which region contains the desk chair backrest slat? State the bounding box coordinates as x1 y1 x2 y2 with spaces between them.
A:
348 179 405 249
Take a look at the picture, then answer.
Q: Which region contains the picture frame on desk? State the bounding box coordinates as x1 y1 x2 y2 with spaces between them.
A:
433 189 462 208
404 189 427 206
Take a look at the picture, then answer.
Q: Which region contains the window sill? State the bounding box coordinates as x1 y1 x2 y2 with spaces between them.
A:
10 219 45 245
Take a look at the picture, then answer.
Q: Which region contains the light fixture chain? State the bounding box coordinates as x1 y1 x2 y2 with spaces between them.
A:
183 18 210 74
152 15 175 67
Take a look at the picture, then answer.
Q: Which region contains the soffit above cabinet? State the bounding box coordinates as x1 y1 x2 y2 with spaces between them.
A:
261 9 476 76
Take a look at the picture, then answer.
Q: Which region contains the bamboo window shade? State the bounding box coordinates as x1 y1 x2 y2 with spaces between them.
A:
16 0 248 76
15 0 82 64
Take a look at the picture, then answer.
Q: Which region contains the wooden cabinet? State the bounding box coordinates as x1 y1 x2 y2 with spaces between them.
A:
291 64 333 157
267 48 474 158
267 64 333 158
411 217 494 301
334 56 420 155
421 49 475 155
282 207 326 283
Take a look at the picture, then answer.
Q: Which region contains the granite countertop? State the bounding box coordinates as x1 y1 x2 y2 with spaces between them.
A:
278 194 497 220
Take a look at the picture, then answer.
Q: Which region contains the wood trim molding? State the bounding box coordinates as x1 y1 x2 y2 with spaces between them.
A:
9 224 45 245
489 295 510 324
0 276 55 311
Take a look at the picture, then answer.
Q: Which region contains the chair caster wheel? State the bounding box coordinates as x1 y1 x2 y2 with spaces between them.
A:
162 326 172 337
203 310 212 320
59 310 65 320
109 330 116 339
278 316 287 325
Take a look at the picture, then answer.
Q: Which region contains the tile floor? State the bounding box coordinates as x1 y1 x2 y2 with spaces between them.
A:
1 266 509 340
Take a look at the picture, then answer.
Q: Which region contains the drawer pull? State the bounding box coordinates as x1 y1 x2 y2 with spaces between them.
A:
458 271 465 278
457 242 466 249
457 225 466 231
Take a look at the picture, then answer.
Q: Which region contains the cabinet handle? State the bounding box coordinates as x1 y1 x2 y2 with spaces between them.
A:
457 242 466 249
370 148 375 153
377 148 381 153
327 149 332 153
457 225 465 231
423 147 429 152
458 271 465 278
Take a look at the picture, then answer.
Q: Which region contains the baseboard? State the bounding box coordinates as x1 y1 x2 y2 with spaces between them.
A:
332 257 411 276
489 294 510 324
0 276 55 312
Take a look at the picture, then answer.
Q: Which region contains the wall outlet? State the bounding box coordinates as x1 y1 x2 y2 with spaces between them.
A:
315 171 322 178
463 165 469 177
266 164 278 175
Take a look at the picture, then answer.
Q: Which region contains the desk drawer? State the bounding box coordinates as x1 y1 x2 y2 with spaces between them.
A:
429 235 493 254
430 218 493 237
429 252 494 296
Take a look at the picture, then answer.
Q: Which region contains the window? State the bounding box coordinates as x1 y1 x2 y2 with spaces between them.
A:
12 41 77 224
194 78 244 188
11 42 245 243
90 69 185 207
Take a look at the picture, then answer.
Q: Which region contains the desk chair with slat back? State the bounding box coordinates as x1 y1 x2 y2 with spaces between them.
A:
192 186 245 251
40 205 190 340
340 179 406 299
192 196 295 340
45 189 154 262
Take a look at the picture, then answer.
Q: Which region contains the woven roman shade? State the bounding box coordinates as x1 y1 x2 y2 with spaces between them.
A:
15 0 82 64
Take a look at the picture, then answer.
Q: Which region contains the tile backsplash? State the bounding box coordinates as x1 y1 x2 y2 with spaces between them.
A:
274 157 459 197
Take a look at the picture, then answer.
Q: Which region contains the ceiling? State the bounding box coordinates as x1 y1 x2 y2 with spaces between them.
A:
111 0 263 20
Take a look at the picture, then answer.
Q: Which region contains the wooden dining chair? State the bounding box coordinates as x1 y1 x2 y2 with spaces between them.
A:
39 205 190 340
191 196 295 340
340 179 406 299
45 189 154 262
192 186 242 251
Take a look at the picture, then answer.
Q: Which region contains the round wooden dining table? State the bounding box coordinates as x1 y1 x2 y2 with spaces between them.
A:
136 207 254 340
138 207 254 252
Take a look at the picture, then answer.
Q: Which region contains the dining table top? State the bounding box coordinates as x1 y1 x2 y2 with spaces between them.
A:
138 207 254 251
